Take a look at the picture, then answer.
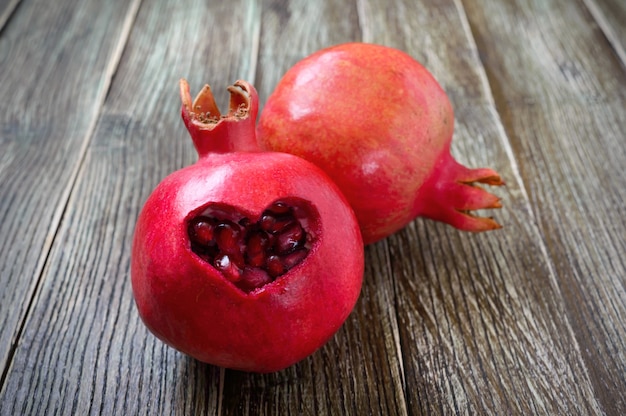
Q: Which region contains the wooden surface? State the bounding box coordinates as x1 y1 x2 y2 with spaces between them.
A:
0 0 624 414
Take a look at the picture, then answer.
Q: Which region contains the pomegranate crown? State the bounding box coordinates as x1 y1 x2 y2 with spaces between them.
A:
180 78 260 155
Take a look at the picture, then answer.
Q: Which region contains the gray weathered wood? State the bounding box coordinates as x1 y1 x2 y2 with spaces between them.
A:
0 0 20 30
0 0 260 413
0 0 624 414
583 0 626 64
463 0 626 413
0 0 139 376
358 0 607 413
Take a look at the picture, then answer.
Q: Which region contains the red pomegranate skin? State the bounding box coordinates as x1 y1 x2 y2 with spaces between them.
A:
131 79 363 372
257 42 504 244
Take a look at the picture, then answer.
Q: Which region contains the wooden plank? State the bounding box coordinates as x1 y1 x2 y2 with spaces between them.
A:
220 243 408 415
1 0 621 414
0 0 260 414
220 1 408 414
0 0 21 30
582 0 626 64
0 0 138 377
462 0 626 413
358 0 607 413
254 0 361 111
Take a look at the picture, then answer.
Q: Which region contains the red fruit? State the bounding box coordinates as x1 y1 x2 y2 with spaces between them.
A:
257 42 504 244
131 79 364 372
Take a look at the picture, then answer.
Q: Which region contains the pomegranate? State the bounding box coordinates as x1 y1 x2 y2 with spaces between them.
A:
131 79 364 372
257 42 504 244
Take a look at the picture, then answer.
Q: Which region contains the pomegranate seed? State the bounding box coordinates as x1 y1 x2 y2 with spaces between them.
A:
267 201 291 215
246 231 270 267
215 221 242 256
282 249 308 270
238 267 273 291
275 222 304 254
259 213 288 233
266 255 285 277
214 254 241 282
259 215 272 231
189 217 215 246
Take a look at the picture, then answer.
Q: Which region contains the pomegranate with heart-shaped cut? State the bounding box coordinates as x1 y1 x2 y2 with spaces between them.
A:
131 79 364 372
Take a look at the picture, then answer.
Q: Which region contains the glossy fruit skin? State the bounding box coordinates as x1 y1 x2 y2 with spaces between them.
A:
131 80 363 373
257 43 503 244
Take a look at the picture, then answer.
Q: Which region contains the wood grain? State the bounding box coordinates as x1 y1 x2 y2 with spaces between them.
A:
0 0 257 413
0 0 21 30
463 0 626 413
0 0 624 414
0 0 138 378
254 0 361 109
582 0 626 64
358 0 607 413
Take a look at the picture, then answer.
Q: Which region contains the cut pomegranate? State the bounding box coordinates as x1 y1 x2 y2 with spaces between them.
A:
131 79 364 372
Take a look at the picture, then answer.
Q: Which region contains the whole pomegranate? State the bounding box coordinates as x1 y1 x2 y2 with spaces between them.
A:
257 42 504 244
131 79 364 372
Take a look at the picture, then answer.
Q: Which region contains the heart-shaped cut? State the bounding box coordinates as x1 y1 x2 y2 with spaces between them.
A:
187 199 316 293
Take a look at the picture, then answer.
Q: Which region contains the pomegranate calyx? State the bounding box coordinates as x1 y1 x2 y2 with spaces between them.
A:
415 151 504 232
180 78 260 155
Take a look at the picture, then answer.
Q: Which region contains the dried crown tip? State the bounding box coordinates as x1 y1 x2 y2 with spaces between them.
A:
180 78 193 111
226 83 251 118
180 78 251 125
